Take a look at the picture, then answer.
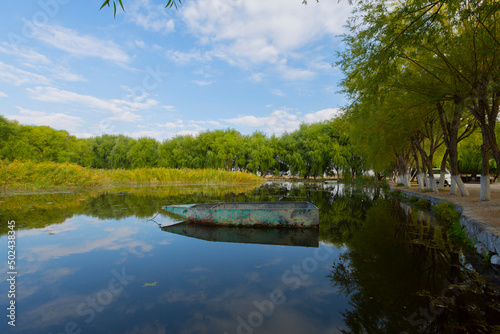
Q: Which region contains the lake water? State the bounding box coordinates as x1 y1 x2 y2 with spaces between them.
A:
0 182 499 334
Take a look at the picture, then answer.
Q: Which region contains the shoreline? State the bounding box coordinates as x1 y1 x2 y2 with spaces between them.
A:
389 182 500 263
0 181 265 197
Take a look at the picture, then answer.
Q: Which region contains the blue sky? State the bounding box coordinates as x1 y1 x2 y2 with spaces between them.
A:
0 0 352 140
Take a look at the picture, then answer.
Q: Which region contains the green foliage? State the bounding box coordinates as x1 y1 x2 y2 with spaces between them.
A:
0 160 108 190
280 119 361 179
127 137 159 168
414 198 430 210
338 0 500 179
0 160 263 192
432 202 474 247
390 190 405 200
109 167 262 185
0 114 365 180
405 196 431 210
101 0 181 17
433 202 461 223
0 119 90 164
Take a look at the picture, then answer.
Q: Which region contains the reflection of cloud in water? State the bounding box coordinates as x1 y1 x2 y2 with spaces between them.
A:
245 271 262 283
124 323 167 334
18 218 80 237
19 226 153 262
16 267 80 301
143 268 345 333
15 294 86 330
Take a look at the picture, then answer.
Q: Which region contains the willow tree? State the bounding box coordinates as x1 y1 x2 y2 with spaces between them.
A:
339 0 499 200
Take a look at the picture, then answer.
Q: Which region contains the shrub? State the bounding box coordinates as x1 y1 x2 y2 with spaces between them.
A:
433 202 461 223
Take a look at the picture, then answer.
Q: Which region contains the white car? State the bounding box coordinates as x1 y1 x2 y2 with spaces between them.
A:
432 168 452 186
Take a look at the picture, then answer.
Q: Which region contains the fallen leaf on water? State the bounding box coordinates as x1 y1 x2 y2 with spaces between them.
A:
143 281 158 287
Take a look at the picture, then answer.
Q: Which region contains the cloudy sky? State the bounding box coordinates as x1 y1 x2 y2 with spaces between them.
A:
0 0 351 140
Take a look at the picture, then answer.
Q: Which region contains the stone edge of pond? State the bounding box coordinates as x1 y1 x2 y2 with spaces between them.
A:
389 187 500 266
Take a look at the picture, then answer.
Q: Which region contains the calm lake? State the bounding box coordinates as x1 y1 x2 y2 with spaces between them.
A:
0 182 499 334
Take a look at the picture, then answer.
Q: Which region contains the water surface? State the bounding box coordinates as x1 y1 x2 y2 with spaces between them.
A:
0 182 498 334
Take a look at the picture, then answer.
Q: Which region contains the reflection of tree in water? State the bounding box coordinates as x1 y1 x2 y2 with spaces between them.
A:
0 182 373 236
0 184 259 235
328 199 500 334
0 182 350 234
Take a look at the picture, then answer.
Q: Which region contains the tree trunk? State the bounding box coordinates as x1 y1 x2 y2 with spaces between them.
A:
413 149 425 190
467 86 500 179
436 100 471 197
480 134 491 201
420 149 438 193
438 150 448 189
397 154 410 187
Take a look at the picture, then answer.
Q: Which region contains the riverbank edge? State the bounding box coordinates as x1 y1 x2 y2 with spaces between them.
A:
0 181 265 197
389 185 500 264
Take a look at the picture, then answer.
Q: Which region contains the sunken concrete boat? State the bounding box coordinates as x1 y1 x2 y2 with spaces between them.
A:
162 202 319 228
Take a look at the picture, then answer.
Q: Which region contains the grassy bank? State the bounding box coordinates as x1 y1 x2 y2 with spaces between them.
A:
0 160 264 192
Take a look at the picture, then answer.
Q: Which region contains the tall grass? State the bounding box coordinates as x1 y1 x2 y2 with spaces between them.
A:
0 160 263 192
0 160 109 190
109 167 261 184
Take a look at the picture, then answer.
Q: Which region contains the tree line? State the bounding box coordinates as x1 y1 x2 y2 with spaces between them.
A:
0 115 365 179
338 0 500 200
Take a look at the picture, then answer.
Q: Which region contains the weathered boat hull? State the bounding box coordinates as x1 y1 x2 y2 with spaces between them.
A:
161 222 319 247
162 202 319 228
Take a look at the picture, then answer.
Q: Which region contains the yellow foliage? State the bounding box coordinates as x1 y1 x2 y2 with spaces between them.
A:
0 161 263 192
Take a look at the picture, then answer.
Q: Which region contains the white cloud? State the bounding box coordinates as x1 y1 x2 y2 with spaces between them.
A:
277 62 315 81
73 132 94 139
223 109 300 135
271 89 284 97
6 107 83 132
158 120 184 129
193 80 213 86
0 42 50 65
48 65 86 82
302 108 342 123
324 86 337 94
27 86 160 122
165 49 211 65
223 108 342 135
0 43 85 82
91 119 116 134
128 130 168 139
171 130 201 137
0 92 8 98
33 25 130 63
127 0 175 34
0 61 51 86
191 120 222 127
128 129 200 140
248 72 265 83
135 40 146 48
181 0 351 78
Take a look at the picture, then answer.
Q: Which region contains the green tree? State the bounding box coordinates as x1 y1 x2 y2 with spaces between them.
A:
246 131 275 175
127 137 160 168
338 0 499 198
90 134 119 169
109 135 134 169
